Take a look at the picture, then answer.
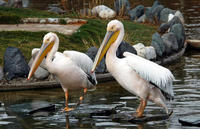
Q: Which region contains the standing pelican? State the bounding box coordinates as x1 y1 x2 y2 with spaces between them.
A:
28 32 97 111
92 20 174 118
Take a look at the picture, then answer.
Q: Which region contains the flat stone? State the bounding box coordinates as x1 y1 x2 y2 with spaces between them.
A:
112 111 172 124
179 119 200 127
47 18 59 24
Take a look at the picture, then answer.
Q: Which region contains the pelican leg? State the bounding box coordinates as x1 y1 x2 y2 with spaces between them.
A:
63 90 74 112
134 99 147 118
75 88 87 108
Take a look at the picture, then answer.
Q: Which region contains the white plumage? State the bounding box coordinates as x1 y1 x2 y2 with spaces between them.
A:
28 32 97 112
92 20 174 117
123 52 174 97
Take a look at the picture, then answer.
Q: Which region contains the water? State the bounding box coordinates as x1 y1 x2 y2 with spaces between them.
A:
0 50 200 129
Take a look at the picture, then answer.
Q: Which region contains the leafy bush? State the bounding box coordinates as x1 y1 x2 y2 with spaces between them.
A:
0 13 21 24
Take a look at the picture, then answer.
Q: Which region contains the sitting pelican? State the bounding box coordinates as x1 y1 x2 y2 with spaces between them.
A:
92 20 174 118
28 32 97 111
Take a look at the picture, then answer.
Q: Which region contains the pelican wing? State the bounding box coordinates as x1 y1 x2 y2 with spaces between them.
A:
63 50 97 85
123 52 174 97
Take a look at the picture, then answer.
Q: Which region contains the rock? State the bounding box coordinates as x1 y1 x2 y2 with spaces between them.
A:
47 18 59 24
29 104 55 116
48 7 66 14
159 8 175 23
175 10 184 24
158 16 182 33
92 5 116 19
0 66 3 80
179 119 200 127
136 14 146 23
8 0 22 8
99 9 116 19
114 0 131 15
3 47 30 80
162 32 179 55
39 19 46 24
0 0 7 6
129 5 144 21
151 33 166 57
116 41 137 58
145 1 164 23
86 47 107 73
170 23 186 49
133 43 145 58
22 0 29 8
145 46 156 60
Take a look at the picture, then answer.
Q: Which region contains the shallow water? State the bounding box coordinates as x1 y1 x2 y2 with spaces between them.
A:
0 50 200 129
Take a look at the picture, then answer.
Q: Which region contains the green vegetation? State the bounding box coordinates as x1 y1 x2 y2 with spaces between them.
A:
0 6 63 18
0 14 157 65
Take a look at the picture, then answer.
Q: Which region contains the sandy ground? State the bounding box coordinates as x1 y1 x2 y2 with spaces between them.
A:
0 24 81 35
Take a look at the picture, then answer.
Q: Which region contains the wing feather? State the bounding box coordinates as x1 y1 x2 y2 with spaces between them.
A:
123 52 174 97
63 50 97 85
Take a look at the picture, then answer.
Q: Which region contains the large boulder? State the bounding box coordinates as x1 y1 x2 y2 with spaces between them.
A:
0 66 3 80
48 7 66 14
86 47 107 73
151 33 166 57
162 32 179 55
3 47 30 80
159 8 175 23
145 1 164 23
0 0 7 6
145 46 156 60
114 0 131 15
92 5 116 19
116 41 137 58
158 16 182 33
170 23 186 49
129 5 145 21
133 43 145 58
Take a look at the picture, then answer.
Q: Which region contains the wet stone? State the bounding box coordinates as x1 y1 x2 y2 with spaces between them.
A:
179 118 200 127
112 112 172 124
3 47 30 80
29 104 56 116
68 104 123 118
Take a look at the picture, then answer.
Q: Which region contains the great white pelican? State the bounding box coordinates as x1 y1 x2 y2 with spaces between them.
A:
28 32 97 112
92 20 174 118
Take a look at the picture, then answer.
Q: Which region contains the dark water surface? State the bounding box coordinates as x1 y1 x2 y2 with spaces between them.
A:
0 51 200 129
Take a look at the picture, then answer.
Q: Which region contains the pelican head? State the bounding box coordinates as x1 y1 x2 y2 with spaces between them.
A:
91 20 124 72
28 32 59 80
